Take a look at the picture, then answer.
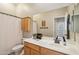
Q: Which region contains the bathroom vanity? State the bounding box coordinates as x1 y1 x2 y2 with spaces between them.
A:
23 37 79 55
24 41 65 55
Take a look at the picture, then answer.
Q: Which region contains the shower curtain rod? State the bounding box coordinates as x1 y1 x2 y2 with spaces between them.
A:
0 12 22 19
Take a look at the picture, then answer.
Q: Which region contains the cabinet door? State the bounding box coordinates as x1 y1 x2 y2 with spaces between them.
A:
21 19 25 32
24 47 30 55
21 17 31 32
24 42 40 51
41 47 64 55
24 19 29 32
31 49 40 55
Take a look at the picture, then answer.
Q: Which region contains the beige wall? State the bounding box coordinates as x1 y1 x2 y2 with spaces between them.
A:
33 7 68 37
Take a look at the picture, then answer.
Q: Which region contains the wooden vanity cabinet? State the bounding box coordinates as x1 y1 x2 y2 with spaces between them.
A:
41 47 65 55
24 42 65 55
31 49 40 55
24 42 40 55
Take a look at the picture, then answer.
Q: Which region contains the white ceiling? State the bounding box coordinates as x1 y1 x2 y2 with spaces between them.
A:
0 3 71 17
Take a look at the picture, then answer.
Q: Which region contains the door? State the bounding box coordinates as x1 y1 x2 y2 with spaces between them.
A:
55 17 65 37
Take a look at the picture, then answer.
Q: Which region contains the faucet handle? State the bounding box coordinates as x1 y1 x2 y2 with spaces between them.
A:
55 36 60 44
62 36 66 42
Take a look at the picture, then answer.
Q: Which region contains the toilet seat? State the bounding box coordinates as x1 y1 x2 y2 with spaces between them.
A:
12 45 24 51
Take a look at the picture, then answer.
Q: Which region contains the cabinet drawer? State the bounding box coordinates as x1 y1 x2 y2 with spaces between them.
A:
24 42 40 51
31 49 40 55
41 47 64 55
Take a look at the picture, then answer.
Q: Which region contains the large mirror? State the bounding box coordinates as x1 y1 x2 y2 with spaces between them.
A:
71 4 79 41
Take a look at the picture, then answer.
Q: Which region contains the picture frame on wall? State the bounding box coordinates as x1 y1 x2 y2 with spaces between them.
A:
40 20 48 29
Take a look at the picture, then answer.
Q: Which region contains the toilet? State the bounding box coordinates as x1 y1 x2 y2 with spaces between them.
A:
12 44 24 55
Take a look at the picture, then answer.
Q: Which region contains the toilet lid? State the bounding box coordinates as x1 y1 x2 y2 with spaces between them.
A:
12 45 24 50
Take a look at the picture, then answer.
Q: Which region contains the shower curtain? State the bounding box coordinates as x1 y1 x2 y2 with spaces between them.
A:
0 14 22 54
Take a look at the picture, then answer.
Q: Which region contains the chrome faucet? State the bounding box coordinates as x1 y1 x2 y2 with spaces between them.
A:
62 36 66 46
54 36 66 46
54 36 60 44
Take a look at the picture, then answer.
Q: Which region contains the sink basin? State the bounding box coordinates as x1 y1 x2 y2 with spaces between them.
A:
39 39 74 49
32 37 74 50
39 39 54 44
